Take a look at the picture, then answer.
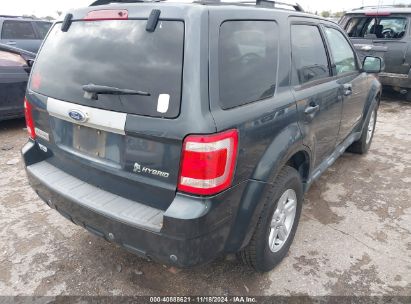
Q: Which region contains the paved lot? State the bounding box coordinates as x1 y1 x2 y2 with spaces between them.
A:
0 96 410 296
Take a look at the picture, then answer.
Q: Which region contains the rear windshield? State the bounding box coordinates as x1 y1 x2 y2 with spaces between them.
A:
345 16 408 39
30 20 184 118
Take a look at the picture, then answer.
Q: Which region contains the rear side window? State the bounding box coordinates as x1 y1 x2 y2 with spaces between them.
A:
1 21 36 39
291 25 330 85
30 20 184 118
324 27 357 75
219 21 278 109
34 22 52 39
345 16 408 39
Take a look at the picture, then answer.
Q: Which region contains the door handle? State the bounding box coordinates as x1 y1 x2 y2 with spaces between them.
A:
6 41 16 45
343 84 353 96
304 104 320 115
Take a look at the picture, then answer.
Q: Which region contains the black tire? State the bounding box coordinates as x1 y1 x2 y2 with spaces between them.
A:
347 102 378 154
406 90 411 102
237 166 303 272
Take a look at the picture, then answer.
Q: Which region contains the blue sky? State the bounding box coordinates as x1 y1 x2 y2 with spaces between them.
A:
2 0 411 18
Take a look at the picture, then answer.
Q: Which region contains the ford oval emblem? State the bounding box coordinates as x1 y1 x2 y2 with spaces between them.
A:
68 110 88 123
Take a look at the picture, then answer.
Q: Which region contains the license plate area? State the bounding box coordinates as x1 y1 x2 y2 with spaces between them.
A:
73 125 107 158
50 117 124 165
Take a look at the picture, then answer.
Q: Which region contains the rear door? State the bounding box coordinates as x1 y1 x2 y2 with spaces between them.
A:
291 22 343 168
322 25 369 142
0 20 39 53
341 14 410 75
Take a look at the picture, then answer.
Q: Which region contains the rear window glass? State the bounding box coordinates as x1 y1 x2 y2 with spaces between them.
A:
30 20 184 118
1 21 36 39
345 16 408 39
219 21 278 109
34 22 52 39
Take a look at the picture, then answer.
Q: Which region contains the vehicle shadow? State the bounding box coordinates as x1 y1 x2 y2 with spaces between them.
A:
41 227 273 296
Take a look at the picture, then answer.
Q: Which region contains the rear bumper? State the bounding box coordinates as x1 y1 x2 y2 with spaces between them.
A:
23 141 246 267
378 72 411 89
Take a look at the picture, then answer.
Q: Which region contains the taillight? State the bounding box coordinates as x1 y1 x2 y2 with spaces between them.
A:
24 98 36 139
365 11 391 16
178 129 239 196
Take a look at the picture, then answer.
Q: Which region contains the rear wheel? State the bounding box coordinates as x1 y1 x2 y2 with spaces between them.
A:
406 90 411 102
237 166 303 272
347 103 378 154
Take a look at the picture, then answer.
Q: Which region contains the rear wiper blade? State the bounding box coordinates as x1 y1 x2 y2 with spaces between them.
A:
82 84 150 100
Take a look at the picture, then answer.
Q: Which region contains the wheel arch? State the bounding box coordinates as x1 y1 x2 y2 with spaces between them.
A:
250 122 310 183
285 150 311 185
362 78 382 127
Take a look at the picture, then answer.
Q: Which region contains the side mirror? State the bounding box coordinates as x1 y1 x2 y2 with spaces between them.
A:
363 56 384 73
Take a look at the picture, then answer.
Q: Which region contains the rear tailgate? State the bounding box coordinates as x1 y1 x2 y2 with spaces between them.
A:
26 9 187 210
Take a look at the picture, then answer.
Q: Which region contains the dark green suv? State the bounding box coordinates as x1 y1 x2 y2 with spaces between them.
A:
22 0 382 272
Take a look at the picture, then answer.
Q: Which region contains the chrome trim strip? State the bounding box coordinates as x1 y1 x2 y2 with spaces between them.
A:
47 97 127 135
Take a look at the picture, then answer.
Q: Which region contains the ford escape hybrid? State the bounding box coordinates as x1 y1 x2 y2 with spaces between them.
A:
22 0 383 272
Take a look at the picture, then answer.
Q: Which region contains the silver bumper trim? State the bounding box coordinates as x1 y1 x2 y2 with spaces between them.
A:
27 161 164 232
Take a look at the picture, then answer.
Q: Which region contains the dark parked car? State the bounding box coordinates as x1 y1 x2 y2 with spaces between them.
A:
0 16 52 53
22 0 382 272
340 6 411 100
0 43 35 121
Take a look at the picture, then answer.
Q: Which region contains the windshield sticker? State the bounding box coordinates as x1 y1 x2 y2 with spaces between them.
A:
157 94 170 114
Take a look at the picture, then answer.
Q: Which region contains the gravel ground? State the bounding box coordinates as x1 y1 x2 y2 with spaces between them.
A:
0 95 410 296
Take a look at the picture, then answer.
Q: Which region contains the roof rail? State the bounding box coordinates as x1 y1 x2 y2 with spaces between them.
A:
89 0 304 11
90 0 153 6
195 0 304 11
255 0 303 11
0 15 25 18
352 5 397 10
